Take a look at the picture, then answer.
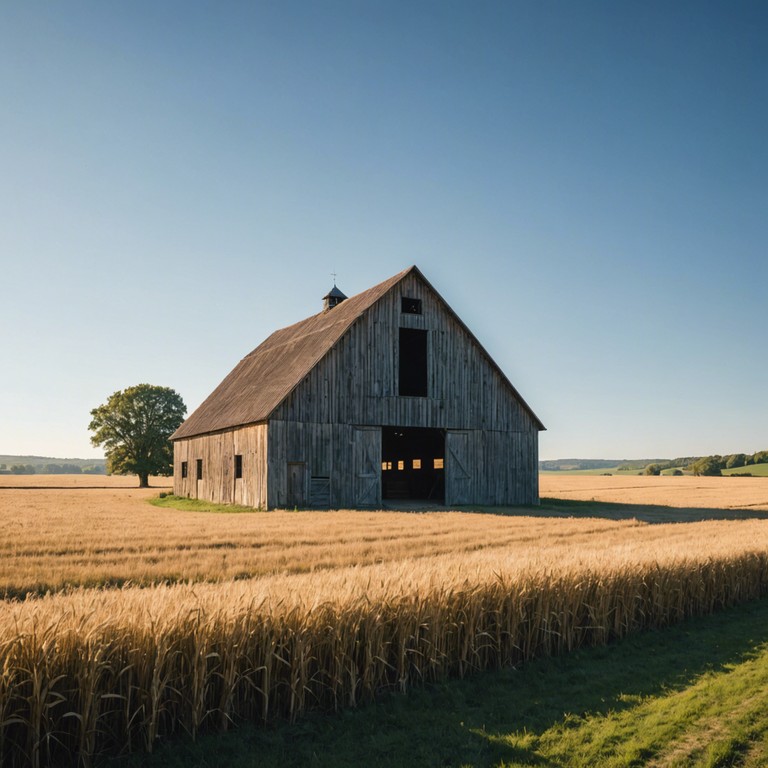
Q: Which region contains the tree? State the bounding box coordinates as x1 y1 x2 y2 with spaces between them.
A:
10 464 36 474
644 464 662 476
89 384 186 488
692 456 722 477
726 453 747 469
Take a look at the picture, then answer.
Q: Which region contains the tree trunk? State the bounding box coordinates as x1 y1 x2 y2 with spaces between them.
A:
138 472 149 488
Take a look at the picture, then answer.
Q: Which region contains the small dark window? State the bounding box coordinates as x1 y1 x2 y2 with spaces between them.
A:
196 459 203 480
181 461 188 479
399 327 428 396
234 454 243 479
401 297 422 314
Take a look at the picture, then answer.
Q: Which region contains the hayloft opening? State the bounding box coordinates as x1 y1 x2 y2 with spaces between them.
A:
401 297 422 314
398 328 428 396
381 426 444 502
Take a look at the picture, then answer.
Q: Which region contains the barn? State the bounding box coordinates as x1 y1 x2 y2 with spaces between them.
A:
171 266 544 509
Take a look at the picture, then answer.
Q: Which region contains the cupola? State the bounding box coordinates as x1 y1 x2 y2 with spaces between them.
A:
322 284 347 311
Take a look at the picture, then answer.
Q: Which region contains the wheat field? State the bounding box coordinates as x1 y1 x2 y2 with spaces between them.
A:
540 474 768 510
2 475 768 765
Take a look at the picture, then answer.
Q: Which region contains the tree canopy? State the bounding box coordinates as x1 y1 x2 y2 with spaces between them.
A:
89 384 186 487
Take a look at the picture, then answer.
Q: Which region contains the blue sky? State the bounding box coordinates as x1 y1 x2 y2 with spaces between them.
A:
2 1 766 461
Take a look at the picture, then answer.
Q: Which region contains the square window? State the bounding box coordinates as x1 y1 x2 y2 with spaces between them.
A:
401 297 422 314
433 458 444 470
412 459 421 469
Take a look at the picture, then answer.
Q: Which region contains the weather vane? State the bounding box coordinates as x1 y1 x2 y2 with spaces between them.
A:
331 270 337 284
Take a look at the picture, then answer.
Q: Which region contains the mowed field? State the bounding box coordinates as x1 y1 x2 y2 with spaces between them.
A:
2 474 768 766
540 474 768 511
2 474 768 596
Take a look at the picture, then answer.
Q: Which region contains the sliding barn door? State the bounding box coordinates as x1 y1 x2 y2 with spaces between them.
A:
352 426 381 507
446 430 472 505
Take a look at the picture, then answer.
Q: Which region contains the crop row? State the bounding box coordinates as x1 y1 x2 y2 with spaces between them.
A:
1 552 768 766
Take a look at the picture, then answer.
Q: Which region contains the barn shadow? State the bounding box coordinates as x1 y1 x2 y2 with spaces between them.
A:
384 498 768 524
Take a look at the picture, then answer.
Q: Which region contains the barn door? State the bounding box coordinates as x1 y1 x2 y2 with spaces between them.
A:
287 462 308 508
352 427 381 507
446 430 472 505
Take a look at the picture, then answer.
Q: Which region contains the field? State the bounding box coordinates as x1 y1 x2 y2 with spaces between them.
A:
723 462 768 477
541 462 768 478
540 474 768 512
2 475 768 766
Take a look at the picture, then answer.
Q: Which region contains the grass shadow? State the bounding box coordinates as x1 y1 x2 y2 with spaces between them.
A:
111 598 768 768
457 497 768 524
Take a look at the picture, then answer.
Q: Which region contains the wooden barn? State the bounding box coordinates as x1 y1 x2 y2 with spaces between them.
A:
171 266 544 509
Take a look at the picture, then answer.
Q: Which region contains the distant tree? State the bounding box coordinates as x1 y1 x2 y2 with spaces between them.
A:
10 464 36 475
81 465 106 475
89 384 186 488
692 456 722 477
725 454 747 469
672 469 684 476
644 464 662 476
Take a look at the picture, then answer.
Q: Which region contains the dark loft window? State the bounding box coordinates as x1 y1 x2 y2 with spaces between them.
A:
234 454 243 479
401 297 422 314
181 461 188 479
196 459 203 480
399 327 428 396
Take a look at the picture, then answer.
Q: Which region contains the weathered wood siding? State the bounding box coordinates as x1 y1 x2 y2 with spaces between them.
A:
173 423 268 509
271 271 540 505
445 429 538 506
267 421 382 509
272 272 538 434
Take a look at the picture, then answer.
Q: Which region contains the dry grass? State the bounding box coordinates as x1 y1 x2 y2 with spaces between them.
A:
540 474 768 510
1 475 767 596
2 475 768 765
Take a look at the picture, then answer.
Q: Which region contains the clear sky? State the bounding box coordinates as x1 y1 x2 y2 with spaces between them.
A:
2 1 766 461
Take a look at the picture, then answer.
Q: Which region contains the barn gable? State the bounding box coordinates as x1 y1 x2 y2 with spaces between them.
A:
272 267 543 432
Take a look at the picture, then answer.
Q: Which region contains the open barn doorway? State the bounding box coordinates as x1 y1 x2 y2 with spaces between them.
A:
381 427 445 502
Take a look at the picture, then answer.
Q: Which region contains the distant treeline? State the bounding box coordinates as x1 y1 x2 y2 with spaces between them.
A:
542 451 768 477
539 459 627 471
640 451 768 477
0 463 106 475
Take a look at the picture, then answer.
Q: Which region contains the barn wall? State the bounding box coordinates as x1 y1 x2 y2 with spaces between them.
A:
445 429 538 506
272 271 540 505
265 421 537 508
173 423 268 509
267 421 382 509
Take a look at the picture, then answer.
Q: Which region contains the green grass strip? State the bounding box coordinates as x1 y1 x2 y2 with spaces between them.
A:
148 494 263 514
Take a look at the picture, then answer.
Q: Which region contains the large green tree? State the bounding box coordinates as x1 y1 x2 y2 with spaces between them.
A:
89 384 186 488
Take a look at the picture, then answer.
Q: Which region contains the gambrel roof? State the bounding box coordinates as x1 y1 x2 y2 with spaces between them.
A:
172 266 544 440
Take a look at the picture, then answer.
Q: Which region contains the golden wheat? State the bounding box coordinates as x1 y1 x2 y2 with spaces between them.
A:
2 476 768 765
540 474 768 510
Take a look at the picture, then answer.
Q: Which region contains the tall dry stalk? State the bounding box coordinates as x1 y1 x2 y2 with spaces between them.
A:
1 549 767 765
